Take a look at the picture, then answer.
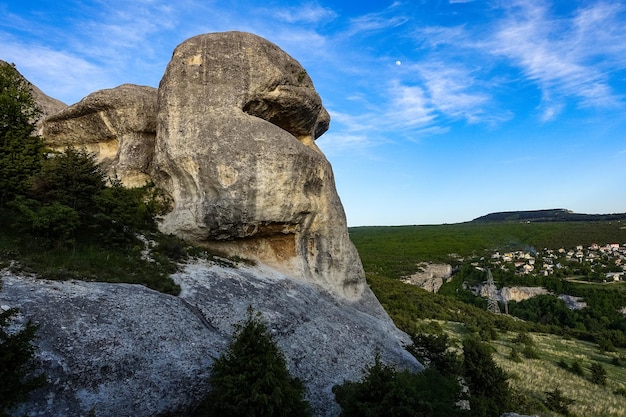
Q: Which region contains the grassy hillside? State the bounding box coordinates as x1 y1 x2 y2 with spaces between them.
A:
350 221 626 417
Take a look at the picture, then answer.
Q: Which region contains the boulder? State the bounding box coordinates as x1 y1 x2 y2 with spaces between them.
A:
41 84 157 187
152 32 364 299
1 263 420 417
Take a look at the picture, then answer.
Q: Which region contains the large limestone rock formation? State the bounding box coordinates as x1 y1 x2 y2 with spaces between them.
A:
1 264 419 417
38 32 365 299
152 32 363 299
41 84 157 187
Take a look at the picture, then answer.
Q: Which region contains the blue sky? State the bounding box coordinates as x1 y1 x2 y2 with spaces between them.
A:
2 0 625 225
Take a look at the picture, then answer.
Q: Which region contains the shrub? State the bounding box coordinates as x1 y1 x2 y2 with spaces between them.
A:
544 387 575 416
333 353 464 417
570 359 585 376
193 308 311 417
589 362 607 386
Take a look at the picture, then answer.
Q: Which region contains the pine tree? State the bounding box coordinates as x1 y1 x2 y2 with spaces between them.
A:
462 336 511 417
0 62 44 205
194 308 311 417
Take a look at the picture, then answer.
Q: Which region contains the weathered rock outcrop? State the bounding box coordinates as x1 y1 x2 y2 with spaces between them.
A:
151 32 363 299
1 264 419 417
497 286 549 302
38 32 365 299
401 263 452 292
41 84 157 187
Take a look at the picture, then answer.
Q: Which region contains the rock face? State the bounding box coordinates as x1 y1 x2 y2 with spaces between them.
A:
1 264 419 417
401 263 452 292
41 84 157 187
38 32 365 299
152 32 362 299
497 286 549 302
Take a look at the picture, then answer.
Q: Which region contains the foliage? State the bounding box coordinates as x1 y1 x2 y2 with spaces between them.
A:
544 387 575 417
0 62 44 205
462 336 512 417
9 197 80 245
408 332 462 377
193 309 311 417
590 362 607 386
333 353 464 417
0 308 46 416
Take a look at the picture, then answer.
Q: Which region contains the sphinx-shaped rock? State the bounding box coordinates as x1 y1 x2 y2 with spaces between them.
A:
152 32 365 298
41 84 157 187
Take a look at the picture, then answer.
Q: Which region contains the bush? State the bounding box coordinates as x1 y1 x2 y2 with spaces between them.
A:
0 308 46 416
333 353 464 417
9 196 79 246
590 362 607 386
193 308 311 417
544 387 575 416
570 359 585 376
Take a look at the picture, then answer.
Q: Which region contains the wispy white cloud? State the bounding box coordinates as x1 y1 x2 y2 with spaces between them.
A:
0 37 112 103
487 0 626 119
386 82 436 128
270 3 337 24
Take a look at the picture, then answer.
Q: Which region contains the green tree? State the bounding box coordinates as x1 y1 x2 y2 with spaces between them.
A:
333 353 464 417
462 336 512 417
194 309 311 417
0 62 44 204
544 388 575 416
9 196 80 246
590 362 607 386
409 332 462 377
0 308 46 416
30 148 106 218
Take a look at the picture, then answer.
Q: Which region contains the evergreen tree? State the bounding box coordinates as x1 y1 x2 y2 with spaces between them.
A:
0 62 44 204
333 352 464 417
0 308 46 416
462 336 511 417
194 308 311 417
590 362 607 386
409 332 462 377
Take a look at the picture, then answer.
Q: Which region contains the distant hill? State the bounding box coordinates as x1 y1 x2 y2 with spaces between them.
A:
471 208 626 223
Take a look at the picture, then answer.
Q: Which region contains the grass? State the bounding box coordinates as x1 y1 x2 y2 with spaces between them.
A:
432 320 626 417
493 332 626 417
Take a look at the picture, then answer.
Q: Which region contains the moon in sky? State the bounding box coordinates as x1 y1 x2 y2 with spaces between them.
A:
396 60 401 65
